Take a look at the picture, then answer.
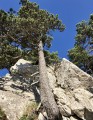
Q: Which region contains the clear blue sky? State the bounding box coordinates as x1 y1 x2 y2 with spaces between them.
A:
0 0 93 77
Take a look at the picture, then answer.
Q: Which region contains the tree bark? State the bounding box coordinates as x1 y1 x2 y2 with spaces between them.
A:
38 40 62 120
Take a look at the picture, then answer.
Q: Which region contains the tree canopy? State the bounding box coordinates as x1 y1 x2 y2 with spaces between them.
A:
0 1 65 70
68 14 93 75
16 1 65 49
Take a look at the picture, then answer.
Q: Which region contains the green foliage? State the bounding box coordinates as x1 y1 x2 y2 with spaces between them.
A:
24 50 61 65
44 51 61 65
75 17 93 51
68 46 89 70
19 115 28 120
0 44 22 70
0 43 60 70
16 1 65 49
0 107 8 120
0 1 65 70
0 9 22 70
68 14 93 75
19 0 28 6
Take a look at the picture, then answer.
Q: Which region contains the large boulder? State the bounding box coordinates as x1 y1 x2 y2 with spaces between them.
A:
55 58 93 91
10 59 38 76
54 58 93 120
10 59 56 89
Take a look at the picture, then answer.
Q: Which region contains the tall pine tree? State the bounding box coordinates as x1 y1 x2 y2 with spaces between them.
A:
17 2 65 119
0 1 65 119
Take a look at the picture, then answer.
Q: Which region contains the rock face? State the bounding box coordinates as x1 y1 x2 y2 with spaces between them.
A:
0 90 32 120
54 58 93 120
55 58 93 90
0 58 93 120
0 59 40 120
10 59 38 75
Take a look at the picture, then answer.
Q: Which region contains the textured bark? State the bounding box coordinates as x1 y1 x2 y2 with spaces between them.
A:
38 40 62 120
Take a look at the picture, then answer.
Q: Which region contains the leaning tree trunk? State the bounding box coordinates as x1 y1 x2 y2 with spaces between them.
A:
38 40 62 120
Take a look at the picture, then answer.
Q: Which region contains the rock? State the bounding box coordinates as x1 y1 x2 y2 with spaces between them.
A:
4 73 12 80
54 88 70 106
38 113 45 120
1 58 93 120
1 74 36 100
54 86 93 119
10 59 56 89
60 105 72 117
47 67 56 89
54 87 93 120
71 88 93 119
89 87 93 93
10 59 38 75
54 88 72 116
0 90 33 120
62 116 70 120
70 116 78 120
73 88 93 110
38 112 48 120
54 58 93 120
70 100 85 119
55 58 93 90
84 108 93 120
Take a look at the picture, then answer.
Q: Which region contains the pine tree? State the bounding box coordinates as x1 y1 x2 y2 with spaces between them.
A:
0 10 24 70
0 10 60 70
17 2 65 119
0 1 65 119
68 14 93 75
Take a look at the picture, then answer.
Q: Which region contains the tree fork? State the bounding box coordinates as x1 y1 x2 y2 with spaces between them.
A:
38 40 62 120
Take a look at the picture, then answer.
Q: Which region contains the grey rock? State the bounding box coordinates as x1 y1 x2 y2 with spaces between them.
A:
84 108 93 120
10 59 38 76
70 116 78 120
0 90 33 120
62 116 70 120
54 88 72 116
55 58 93 90
1 58 93 120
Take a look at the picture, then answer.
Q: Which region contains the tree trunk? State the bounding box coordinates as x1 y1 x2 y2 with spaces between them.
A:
38 40 62 120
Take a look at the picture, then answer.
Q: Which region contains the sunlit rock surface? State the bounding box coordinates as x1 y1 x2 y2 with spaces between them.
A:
0 58 93 120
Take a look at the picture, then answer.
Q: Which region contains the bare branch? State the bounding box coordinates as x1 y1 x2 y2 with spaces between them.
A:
31 81 39 86
30 72 39 77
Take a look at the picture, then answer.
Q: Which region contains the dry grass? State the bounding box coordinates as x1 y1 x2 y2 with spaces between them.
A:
20 102 38 120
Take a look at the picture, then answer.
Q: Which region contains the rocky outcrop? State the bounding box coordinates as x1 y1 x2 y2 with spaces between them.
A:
0 59 40 120
54 58 93 120
55 58 93 91
0 58 93 120
10 59 56 89
0 90 33 120
54 87 93 120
